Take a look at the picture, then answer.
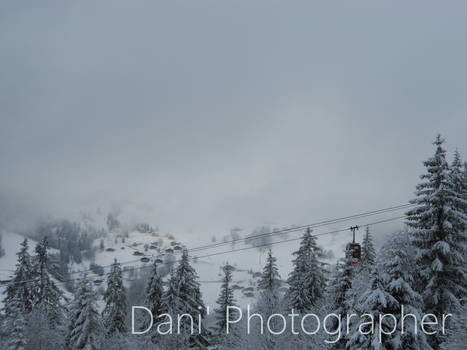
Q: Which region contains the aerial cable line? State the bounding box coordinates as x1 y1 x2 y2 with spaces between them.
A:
1 214 406 288
188 203 414 252
4 203 412 283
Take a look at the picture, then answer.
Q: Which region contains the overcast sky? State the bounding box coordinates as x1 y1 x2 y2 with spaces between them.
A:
1 1 466 241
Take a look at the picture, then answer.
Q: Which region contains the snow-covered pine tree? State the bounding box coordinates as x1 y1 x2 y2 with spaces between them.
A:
2 239 34 319
286 227 327 313
361 226 376 269
160 250 209 349
169 249 206 315
6 298 26 350
68 276 104 350
406 135 466 346
347 268 399 350
449 150 467 233
258 249 281 293
441 301 467 350
380 230 432 350
464 160 467 200
0 233 5 258
214 263 239 348
326 244 355 349
30 236 65 329
102 259 127 337
145 260 164 318
140 259 164 342
160 269 178 314
255 249 283 350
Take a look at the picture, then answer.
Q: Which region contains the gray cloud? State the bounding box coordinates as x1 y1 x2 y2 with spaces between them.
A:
1 1 466 240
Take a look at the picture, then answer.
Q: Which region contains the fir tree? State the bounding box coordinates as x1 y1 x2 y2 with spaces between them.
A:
327 244 356 348
406 135 466 346
30 236 65 329
141 260 164 341
449 150 467 232
145 260 164 318
361 226 377 269
6 299 26 350
258 249 281 292
441 301 467 350
347 268 399 350
214 263 239 347
0 233 5 258
102 259 127 337
286 228 327 313
328 245 355 319
160 250 209 349
380 230 432 350
2 239 34 318
256 249 282 350
68 276 104 350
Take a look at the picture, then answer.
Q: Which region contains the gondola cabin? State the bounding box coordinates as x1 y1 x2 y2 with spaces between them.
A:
349 243 361 264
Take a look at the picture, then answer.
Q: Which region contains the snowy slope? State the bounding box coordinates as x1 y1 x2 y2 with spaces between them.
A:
0 224 347 309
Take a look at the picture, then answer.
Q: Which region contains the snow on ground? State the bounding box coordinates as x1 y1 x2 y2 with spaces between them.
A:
1 218 387 309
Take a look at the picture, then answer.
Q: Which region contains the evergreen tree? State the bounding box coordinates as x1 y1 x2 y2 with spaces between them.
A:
6 299 26 350
347 268 399 350
30 237 65 329
68 276 104 350
327 244 355 349
102 259 127 337
449 150 467 232
258 249 281 292
214 263 239 347
160 250 209 349
141 260 164 341
380 230 432 350
286 228 327 313
406 135 466 346
145 260 164 318
441 301 467 350
361 226 376 269
255 249 283 350
2 239 34 318
0 233 5 258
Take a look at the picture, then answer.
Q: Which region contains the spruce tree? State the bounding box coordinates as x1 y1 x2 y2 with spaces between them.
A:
142 260 164 341
68 276 104 350
380 230 432 350
102 259 127 337
2 239 34 318
30 236 65 329
160 250 209 349
256 249 282 350
6 298 26 350
361 226 376 269
449 150 467 232
286 228 327 313
441 301 467 350
258 249 281 292
214 263 238 347
328 245 355 319
406 135 466 346
347 268 399 350
145 260 164 318
0 233 5 258
327 244 355 349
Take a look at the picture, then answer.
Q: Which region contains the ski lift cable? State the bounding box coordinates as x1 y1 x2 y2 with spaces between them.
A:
2 214 406 288
187 203 414 253
11 203 413 283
